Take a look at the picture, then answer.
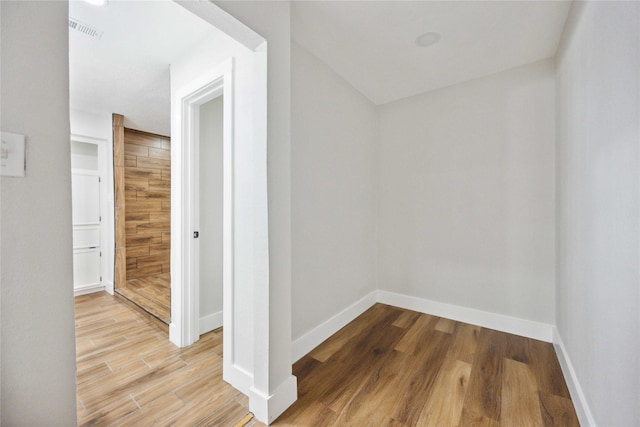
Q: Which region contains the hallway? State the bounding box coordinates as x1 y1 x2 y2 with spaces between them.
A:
74 292 256 426
114 125 172 325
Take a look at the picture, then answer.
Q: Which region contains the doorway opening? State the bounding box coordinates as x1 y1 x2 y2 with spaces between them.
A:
170 60 232 349
112 120 172 326
69 0 277 421
196 95 225 336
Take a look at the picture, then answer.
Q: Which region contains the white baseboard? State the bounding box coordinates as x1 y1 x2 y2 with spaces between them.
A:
553 327 596 427
104 280 114 295
250 375 298 425
292 290 556 365
224 363 297 425
377 290 554 342
169 322 180 347
74 283 105 297
224 361 254 397
199 310 223 334
287 289 560 426
292 291 378 362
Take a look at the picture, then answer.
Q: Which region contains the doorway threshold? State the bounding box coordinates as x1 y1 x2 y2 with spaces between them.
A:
114 290 170 335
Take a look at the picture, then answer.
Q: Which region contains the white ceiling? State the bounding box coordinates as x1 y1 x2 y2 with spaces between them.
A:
292 1 572 105
69 0 219 136
70 1 572 135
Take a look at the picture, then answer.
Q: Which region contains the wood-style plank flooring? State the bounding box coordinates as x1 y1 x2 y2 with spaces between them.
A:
274 304 579 426
75 294 578 426
116 272 171 324
74 291 254 426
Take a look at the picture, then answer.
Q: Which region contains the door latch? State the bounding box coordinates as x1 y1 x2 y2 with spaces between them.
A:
193 231 199 238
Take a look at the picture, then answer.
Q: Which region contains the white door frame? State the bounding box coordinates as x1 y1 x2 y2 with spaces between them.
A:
170 59 234 349
172 2 298 423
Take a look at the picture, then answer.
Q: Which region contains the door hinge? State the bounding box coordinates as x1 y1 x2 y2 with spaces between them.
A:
98 177 101 183
99 215 102 222
100 276 102 281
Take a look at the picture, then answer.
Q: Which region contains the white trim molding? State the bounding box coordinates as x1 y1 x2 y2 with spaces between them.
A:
224 363 254 398
292 291 378 362
199 311 223 335
553 327 596 427
250 375 298 425
74 284 106 297
292 290 555 364
104 279 114 295
170 59 234 348
377 290 554 343
170 3 287 424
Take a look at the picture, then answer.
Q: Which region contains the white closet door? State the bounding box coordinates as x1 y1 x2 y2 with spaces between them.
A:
73 249 101 288
72 174 100 225
71 172 101 290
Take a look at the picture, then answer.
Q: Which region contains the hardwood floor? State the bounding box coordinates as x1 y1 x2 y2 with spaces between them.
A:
116 273 171 324
274 304 579 426
75 295 578 426
74 291 253 426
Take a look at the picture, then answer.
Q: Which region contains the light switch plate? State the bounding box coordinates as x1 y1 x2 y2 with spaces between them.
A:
1 132 26 177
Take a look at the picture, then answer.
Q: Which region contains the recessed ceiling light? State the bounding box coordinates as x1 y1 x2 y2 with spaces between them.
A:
83 0 107 6
415 32 441 47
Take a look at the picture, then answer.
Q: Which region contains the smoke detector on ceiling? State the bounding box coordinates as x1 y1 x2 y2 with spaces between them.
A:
69 17 104 40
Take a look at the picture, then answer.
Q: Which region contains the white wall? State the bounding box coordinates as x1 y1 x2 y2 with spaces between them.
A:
70 109 112 141
291 42 379 339
0 1 78 425
378 59 556 324
555 2 640 425
199 96 224 326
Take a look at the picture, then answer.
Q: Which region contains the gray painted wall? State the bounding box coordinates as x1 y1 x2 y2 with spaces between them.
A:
1 1 78 424
199 96 224 323
556 2 640 425
291 42 379 340
378 59 556 324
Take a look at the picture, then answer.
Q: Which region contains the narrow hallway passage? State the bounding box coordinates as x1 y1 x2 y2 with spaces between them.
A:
114 125 172 324
74 292 257 426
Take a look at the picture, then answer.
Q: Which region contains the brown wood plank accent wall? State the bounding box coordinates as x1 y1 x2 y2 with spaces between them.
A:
123 129 171 280
113 114 126 289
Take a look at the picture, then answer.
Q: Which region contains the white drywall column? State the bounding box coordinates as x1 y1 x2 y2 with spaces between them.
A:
1 1 78 424
555 2 640 425
214 2 297 422
173 1 297 421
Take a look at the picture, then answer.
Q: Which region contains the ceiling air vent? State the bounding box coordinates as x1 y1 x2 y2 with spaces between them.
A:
69 17 103 40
